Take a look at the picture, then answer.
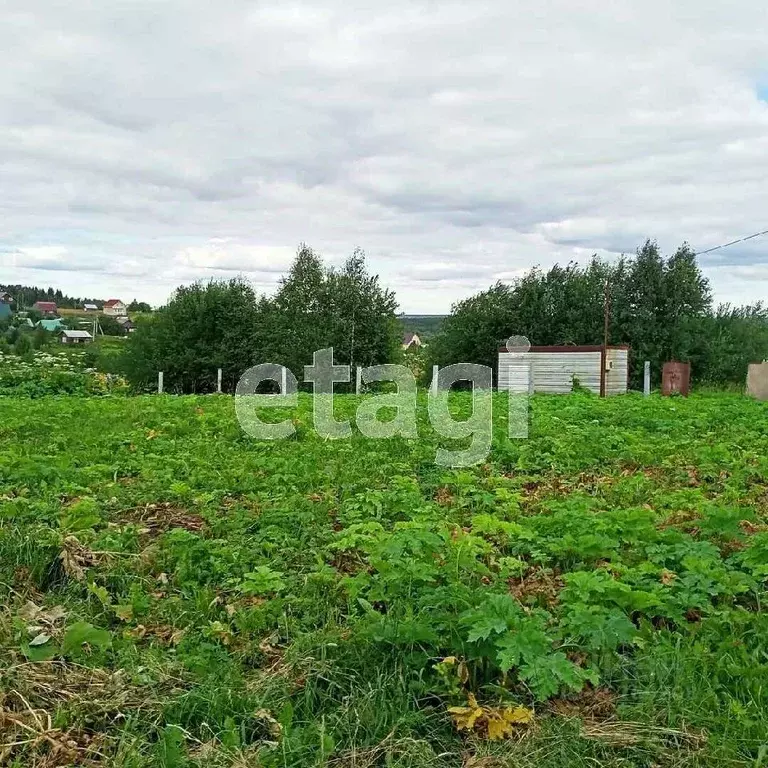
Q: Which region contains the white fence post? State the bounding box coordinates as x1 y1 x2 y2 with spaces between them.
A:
158 371 164 394
643 361 650 397
356 366 362 395
431 365 439 395
506 361 532 439
281 366 287 394
217 368 222 393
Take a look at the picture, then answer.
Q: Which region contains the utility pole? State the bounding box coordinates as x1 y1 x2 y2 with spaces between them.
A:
600 278 611 398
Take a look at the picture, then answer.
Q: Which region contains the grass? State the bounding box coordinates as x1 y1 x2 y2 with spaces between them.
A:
1 391 767 766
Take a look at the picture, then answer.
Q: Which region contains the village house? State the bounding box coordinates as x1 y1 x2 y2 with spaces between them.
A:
103 299 127 316
32 300 58 315
0 291 14 304
60 329 93 345
116 316 137 333
83 303 100 312
402 332 423 350
37 318 65 332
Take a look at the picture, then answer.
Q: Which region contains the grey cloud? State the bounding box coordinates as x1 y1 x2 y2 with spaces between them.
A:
1 0 768 310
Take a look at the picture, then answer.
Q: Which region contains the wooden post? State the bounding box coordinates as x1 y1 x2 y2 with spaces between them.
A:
217 368 222 394
356 366 362 395
643 361 650 397
431 365 439 395
158 371 163 394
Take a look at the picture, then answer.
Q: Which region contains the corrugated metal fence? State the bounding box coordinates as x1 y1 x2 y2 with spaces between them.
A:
498 346 629 395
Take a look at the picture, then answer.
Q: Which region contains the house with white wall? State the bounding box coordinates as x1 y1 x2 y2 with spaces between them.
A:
103 299 127 316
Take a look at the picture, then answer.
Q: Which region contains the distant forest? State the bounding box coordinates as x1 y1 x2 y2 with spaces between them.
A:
398 314 446 339
0 285 150 311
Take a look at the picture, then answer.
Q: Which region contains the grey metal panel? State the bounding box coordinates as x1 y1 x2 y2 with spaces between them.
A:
499 349 628 395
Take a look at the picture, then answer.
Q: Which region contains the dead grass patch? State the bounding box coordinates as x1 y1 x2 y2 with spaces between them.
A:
548 687 616 721
0 688 110 766
59 536 103 582
509 568 563 608
113 502 206 543
656 509 702 534
580 719 706 750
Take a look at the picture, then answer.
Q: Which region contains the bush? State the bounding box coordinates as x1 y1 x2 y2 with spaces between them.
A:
32 327 49 349
14 334 32 357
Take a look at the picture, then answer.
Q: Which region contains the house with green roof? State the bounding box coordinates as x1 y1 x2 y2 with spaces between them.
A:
37 318 65 332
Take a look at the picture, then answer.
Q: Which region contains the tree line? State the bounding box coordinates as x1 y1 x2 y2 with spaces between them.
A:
122 246 400 392
427 240 768 387
105 239 767 392
0 285 151 312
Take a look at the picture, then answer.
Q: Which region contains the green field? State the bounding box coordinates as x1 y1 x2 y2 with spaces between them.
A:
1 392 768 766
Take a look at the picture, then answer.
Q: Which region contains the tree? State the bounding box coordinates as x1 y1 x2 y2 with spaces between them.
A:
684 303 768 385
326 248 400 369
428 282 518 372
122 278 265 393
662 242 712 361
32 327 49 349
430 240 718 387
14 333 32 357
97 315 124 336
264 244 331 377
265 245 400 382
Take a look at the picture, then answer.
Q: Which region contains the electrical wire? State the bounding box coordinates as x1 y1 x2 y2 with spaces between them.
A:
696 229 768 255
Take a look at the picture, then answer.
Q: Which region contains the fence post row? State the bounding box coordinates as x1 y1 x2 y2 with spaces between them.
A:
158 361 656 397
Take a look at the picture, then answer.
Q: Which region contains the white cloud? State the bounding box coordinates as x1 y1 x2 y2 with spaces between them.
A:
1 0 767 311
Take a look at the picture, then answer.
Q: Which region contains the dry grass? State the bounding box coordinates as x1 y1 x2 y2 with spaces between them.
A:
0 657 190 765
2 659 184 714
508 568 564 608
580 719 706 749
0 688 110 766
327 733 447 768
548 687 617 722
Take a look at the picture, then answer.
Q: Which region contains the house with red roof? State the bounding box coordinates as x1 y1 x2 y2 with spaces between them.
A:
103 299 127 317
32 301 58 315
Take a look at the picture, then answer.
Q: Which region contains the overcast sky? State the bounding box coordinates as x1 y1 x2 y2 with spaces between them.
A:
1 1 767 312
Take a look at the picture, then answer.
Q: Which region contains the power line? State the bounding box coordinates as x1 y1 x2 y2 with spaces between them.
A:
696 228 768 256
